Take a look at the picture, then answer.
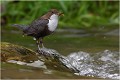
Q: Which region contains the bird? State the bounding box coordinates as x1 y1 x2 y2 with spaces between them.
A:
12 9 63 51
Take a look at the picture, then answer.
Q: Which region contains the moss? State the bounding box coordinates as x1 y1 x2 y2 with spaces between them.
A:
1 42 39 62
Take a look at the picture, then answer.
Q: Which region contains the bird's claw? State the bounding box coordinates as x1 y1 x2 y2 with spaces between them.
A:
37 48 60 61
37 48 51 56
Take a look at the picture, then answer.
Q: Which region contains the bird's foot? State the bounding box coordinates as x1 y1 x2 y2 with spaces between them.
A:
37 48 50 60
37 48 44 54
38 48 59 57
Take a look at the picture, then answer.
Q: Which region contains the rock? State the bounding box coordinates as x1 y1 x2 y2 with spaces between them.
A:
37 48 79 73
1 42 75 73
1 42 39 62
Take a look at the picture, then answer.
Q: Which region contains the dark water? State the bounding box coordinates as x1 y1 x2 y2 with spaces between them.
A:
1 27 119 79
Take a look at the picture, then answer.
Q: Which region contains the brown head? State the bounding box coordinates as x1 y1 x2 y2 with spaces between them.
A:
41 9 63 19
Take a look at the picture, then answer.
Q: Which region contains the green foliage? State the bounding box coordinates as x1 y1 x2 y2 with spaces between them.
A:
1 1 119 29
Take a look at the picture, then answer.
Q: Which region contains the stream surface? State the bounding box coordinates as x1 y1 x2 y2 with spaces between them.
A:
1 27 119 79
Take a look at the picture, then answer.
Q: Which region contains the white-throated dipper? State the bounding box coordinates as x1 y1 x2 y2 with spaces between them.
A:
12 9 63 50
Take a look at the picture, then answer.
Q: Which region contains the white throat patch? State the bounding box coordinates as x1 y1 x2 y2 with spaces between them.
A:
47 14 58 32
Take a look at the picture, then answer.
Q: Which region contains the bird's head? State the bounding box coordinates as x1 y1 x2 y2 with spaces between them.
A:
41 9 64 20
49 9 64 16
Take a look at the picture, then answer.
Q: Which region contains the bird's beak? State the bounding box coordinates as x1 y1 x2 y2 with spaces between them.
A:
58 12 64 16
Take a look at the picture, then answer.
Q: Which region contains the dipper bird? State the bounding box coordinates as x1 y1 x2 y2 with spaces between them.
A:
12 9 63 50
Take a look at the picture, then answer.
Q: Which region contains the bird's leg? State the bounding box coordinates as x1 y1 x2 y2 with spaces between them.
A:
36 39 41 51
40 38 45 48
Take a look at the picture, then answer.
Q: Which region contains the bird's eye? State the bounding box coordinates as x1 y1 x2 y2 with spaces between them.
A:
51 11 54 13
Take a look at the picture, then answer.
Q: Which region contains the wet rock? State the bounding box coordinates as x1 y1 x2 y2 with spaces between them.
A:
1 42 75 72
37 48 79 72
1 42 39 62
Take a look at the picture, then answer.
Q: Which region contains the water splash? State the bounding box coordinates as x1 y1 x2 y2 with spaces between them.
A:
67 50 119 79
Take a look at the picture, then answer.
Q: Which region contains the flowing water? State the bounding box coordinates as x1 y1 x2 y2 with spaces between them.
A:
67 50 119 79
1 27 119 79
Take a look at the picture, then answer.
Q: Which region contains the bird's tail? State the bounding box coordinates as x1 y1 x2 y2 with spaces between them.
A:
12 24 28 30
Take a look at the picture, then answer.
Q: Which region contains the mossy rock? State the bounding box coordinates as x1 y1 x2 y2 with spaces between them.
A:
1 42 73 72
1 42 39 62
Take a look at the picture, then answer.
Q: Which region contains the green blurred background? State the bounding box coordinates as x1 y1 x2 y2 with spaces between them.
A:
1 1 119 55
1 1 119 29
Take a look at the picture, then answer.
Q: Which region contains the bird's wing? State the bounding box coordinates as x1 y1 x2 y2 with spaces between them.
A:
30 19 49 31
25 19 49 35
